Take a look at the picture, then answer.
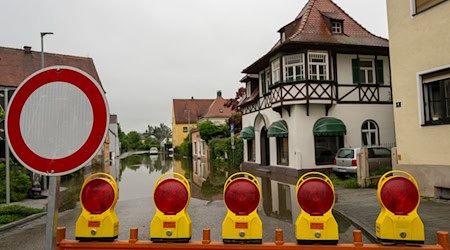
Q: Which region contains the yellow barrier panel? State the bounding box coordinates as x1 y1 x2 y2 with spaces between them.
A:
222 172 262 244
296 172 338 244
75 172 119 241
150 172 191 242
376 170 424 244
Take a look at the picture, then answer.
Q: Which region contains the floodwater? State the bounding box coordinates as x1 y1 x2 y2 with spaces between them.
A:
116 153 375 243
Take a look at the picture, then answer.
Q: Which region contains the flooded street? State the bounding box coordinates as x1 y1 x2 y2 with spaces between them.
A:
0 152 372 249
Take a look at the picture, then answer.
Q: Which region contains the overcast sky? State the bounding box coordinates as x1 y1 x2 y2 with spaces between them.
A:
1 0 388 133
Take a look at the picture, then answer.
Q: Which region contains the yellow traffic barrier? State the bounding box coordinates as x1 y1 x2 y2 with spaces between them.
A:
75 172 119 241
222 172 262 244
150 172 191 242
295 172 338 244
376 170 424 244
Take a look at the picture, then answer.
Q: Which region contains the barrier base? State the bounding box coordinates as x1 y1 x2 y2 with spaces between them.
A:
76 236 117 242
151 237 191 243
223 239 262 244
377 237 424 245
297 240 338 245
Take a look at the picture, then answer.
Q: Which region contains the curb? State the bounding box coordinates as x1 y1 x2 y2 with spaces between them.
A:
0 212 47 233
332 208 377 242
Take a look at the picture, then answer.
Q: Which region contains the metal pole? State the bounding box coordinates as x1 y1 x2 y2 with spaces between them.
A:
4 89 10 205
41 34 44 68
188 111 191 142
44 175 60 250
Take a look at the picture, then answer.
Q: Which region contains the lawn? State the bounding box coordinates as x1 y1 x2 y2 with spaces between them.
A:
0 205 43 226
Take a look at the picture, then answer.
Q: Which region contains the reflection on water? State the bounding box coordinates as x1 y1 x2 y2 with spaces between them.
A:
115 153 373 243
117 153 174 201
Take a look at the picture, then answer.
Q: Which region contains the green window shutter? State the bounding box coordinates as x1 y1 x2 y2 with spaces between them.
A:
352 59 360 84
376 60 384 84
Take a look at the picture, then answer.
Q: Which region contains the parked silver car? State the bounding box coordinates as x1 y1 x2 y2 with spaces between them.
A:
332 146 392 175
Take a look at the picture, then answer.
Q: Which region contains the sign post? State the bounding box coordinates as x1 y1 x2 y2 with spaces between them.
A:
5 66 109 249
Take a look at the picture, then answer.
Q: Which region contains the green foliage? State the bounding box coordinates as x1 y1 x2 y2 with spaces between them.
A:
178 136 192 157
228 112 242 133
118 123 128 153
0 163 32 203
209 136 243 168
146 123 172 142
329 174 359 188
0 205 43 225
198 121 229 144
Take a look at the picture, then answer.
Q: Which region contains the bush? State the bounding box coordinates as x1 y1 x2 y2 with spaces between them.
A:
0 163 32 203
209 136 243 168
0 205 43 225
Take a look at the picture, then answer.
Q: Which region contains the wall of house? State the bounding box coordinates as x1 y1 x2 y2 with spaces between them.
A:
198 117 228 126
242 103 394 170
336 54 391 102
387 0 450 197
387 0 450 166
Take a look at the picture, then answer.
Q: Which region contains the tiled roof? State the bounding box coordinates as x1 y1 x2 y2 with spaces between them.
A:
243 0 388 73
173 99 214 124
283 0 388 47
203 95 233 119
0 46 102 88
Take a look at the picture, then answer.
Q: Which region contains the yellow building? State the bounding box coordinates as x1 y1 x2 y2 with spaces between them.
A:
387 0 450 198
171 98 213 148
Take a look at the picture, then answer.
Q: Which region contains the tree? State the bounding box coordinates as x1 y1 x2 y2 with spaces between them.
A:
126 131 144 151
228 112 242 133
198 121 229 144
224 87 246 111
146 123 172 141
118 123 129 153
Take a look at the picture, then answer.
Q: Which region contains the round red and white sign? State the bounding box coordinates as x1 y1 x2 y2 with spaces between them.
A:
6 66 109 176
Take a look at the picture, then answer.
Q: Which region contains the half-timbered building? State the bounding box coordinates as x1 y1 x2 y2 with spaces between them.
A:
239 0 395 175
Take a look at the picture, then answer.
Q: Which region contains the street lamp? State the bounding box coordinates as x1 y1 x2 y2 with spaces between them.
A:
40 32 54 68
40 32 53 191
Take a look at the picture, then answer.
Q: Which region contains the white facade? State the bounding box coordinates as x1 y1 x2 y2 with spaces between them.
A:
242 53 395 171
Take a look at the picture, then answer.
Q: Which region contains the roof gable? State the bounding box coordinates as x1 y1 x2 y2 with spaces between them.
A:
0 46 102 88
203 95 233 119
281 0 388 47
173 99 214 124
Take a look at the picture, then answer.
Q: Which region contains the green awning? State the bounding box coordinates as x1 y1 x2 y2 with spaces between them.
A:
268 120 288 137
240 126 254 140
313 118 346 136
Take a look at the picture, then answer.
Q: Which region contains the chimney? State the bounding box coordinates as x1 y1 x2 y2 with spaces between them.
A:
23 46 32 54
217 90 222 97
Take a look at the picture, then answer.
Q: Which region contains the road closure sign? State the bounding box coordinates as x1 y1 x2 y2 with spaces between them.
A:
6 66 109 176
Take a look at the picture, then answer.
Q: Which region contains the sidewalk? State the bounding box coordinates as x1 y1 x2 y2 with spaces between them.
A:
333 186 450 244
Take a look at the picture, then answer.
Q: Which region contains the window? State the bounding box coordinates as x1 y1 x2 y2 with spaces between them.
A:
193 141 198 155
283 54 304 82
308 53 328 80
361 120 379 146
422 70 450 124
201 140 206 155
413 0 447 14
331 21 342 33
259 67 270 95
352 58 384 84
183 126 188 132
271 59 280 84
314 136 343 165
247 139 255 161
246 82 252 97
277 137 289 165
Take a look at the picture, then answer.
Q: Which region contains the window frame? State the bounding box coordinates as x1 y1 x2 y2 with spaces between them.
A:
412 0 448 15
247 139 256 162
361 120 379 146
183 126 188 133
314 135 343 165
276 137 289 165
418 66 450 126
283 53 305 82
308 52 329 80
271 59 281 85
331 21 343 34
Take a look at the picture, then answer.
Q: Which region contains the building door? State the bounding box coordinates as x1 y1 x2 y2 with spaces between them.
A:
260 127 270 166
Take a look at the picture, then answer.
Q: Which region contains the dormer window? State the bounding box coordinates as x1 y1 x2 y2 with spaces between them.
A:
331 21 343 33
281 31 286 42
